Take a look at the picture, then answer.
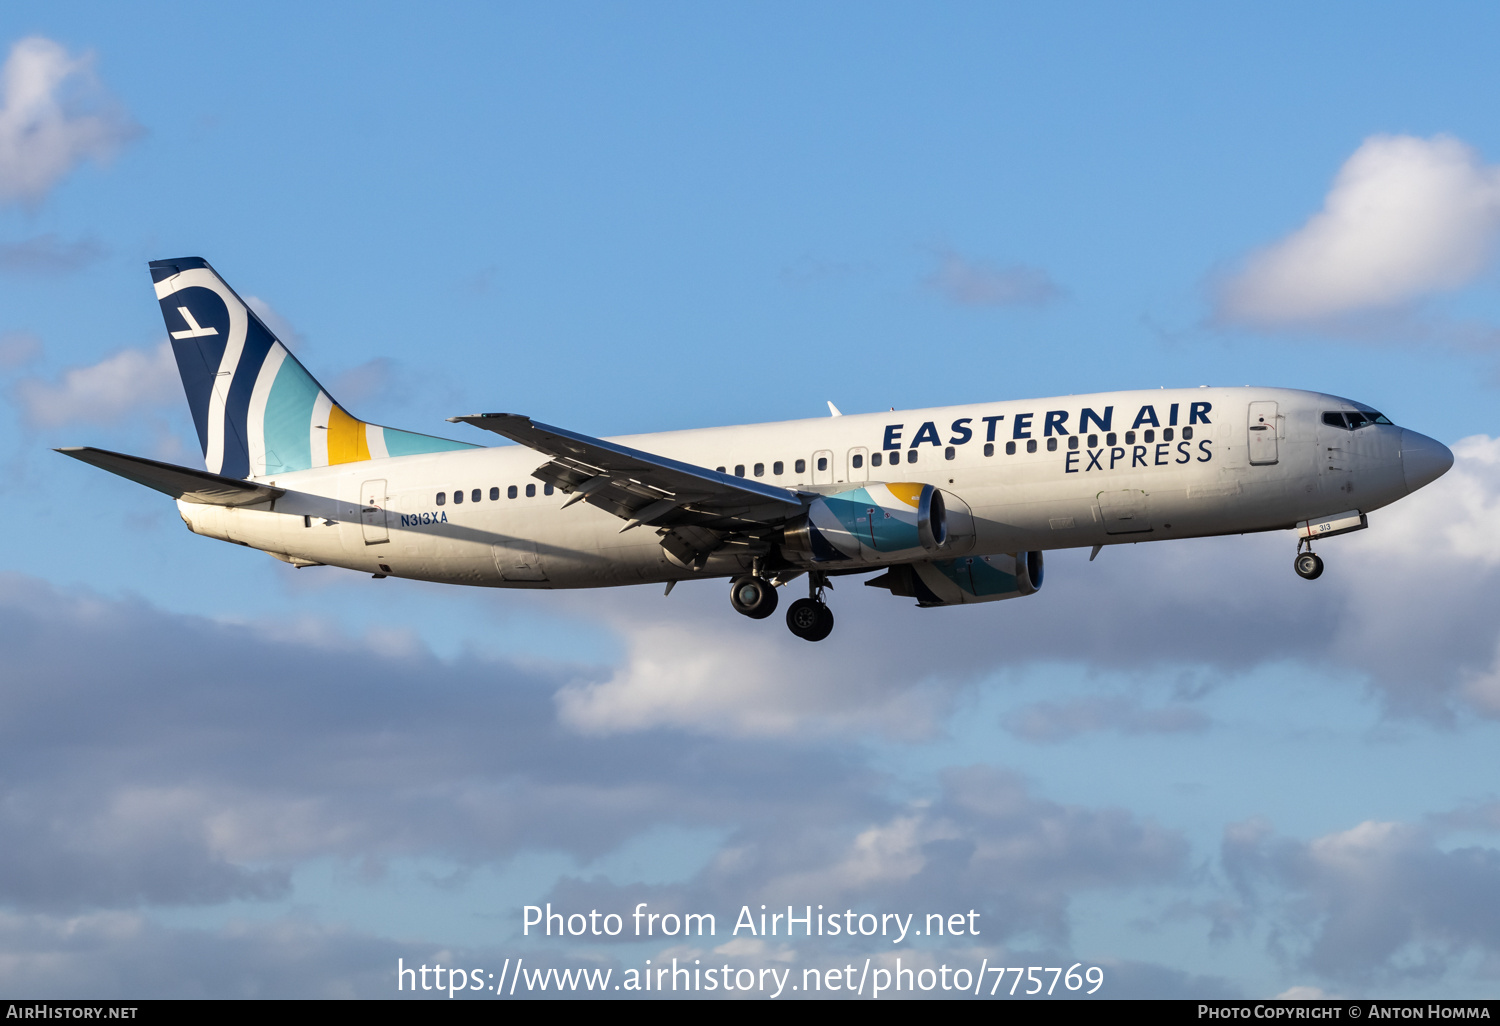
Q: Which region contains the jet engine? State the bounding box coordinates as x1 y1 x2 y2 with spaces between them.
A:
780 482 974 567
866 550 1044 607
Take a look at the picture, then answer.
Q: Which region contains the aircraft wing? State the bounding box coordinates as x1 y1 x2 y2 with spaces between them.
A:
57 447 286 507
447 413 804 529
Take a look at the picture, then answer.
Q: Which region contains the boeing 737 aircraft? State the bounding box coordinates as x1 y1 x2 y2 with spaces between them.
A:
59 258 1454 641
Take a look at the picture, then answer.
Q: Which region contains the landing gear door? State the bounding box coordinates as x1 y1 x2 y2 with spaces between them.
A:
1248 401 1279 465
360 479 389 544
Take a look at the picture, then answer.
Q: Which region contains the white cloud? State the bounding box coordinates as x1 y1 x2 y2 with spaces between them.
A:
1223 817 1500 982
0 37 140 204
0 233 105 273
245 295 308 353
1003 694 1209 742
0 330 40 367
1218 135 1500 325
553 766 1189 946
925 249 1062 307
554 605 969 740
12 341 179 427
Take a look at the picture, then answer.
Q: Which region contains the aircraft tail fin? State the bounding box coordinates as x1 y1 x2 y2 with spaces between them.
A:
149 257 477 478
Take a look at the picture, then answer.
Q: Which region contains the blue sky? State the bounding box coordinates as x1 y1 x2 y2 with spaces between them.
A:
3 2 1500 999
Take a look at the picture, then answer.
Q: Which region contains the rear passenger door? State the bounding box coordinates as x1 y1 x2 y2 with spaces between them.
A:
360 479 389 544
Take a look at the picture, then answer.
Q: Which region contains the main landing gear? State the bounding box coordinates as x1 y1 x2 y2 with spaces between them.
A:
728 574 779 618
1294 538 1324 580
727 570 835 641
785 572 834 642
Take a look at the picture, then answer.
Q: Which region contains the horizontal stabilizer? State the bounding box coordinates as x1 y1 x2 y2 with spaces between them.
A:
56 447 286 506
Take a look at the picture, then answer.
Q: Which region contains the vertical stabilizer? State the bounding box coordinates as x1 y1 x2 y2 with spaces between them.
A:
149 258 476 478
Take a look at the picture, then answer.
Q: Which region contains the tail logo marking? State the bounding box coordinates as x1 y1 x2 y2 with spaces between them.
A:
151 257 480 478
169 307 220 339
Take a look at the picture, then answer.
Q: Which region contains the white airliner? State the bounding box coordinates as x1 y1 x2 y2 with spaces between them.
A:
59 258 1454 641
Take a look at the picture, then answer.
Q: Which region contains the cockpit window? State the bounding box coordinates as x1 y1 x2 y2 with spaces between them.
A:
1323 410 1392 430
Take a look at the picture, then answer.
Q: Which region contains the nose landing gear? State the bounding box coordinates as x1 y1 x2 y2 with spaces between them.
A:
785 572 834 642
1294 538 1324 580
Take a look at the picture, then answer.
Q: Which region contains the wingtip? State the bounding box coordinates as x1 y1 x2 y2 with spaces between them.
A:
449 412 527 424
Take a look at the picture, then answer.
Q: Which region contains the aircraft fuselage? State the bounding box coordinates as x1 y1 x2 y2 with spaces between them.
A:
175 385 1435 591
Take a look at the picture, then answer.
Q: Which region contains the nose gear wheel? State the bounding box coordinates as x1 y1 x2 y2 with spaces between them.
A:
1294 537 1324 580
1294 551 1324 580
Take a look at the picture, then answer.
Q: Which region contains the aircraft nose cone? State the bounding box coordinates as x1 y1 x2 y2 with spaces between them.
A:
1401 429 1454 493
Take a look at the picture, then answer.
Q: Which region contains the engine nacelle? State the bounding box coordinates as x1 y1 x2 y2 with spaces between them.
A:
866 550 1044 607
781 482 972 566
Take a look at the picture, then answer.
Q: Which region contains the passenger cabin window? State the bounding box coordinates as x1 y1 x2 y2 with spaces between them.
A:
1088 434 1098 447
1182 426 1193 440
1144 430 1155 443
1005 441 1016 455
1125 431 1136 445
716 466 726 473
1068 436 1079 450
436 492 446 505
1026 439 1038 454
754 463 764 477
907 450 918 464
1106 433 1118 446
490 486 500 500
507 485 518 499
526 483 536 497
453 490 464 504
983 443 994 457
1046 438 1057 452
1163 428 1174 442
852 454 864 469
471 489 481 503
944 447 955 460
816 457 828 472
872 452 883 466
734 464 745 477
888 451 900 465
795 459 806 473
773 461 784 475
544 483 554 495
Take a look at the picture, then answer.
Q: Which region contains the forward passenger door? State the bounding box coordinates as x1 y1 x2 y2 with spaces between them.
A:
1248 401 1279 465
